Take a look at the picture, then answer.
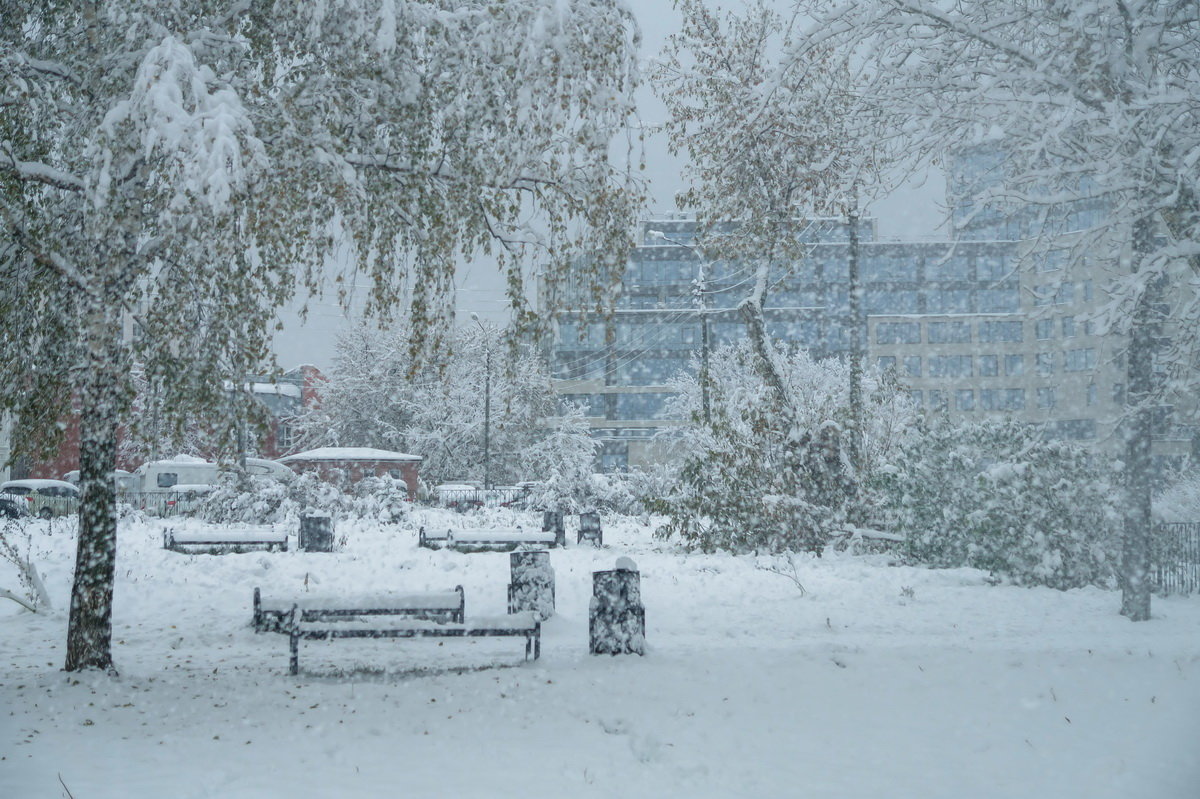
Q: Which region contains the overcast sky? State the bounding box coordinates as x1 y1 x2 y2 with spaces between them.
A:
271 1 947 372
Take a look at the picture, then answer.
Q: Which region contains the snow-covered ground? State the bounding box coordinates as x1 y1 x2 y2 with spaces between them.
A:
3 509 1198 798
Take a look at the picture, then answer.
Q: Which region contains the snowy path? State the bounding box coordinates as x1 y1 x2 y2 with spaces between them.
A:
2 511 1198 798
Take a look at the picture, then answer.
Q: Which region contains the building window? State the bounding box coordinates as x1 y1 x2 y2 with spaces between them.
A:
877 356 898 373
1083 280 1094 302
981 389 1025 411
598 441 628 473
929 355 973 378
1004 354 1024 376
1087 383 1098 406
1064 348 1097 372
903 356 922 377
909 389 923 406
1035 319 1054 340
978 287 1020 313
930 390 948 411
1055 283 1075 305
978 255 1010 280
978 321 1023 343
1036 352 1055 376
157 472 179 488
956 389 975 411
559 394 606 416
980 355 999 377
867 290 920 314
926 255 972 280
615 393 675 420
875 322 921 344
1037 386 1057 409
928 321 972 344
926 289 974 314
1036 250 1064 272
276 423 294 453
1062 316 1076 337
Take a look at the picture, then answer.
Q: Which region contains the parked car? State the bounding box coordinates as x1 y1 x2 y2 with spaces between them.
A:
0 494 30 519
0 479 81 519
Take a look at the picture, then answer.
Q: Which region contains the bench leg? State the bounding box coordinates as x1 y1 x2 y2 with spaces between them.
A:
289 631 299 675
535 630 541 660
525 634 531 660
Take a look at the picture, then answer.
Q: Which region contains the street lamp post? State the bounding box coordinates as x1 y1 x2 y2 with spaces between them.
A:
470 313 491 491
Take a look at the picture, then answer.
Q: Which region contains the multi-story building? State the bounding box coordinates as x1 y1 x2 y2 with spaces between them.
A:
550 217 1027 471
548 151 1197 473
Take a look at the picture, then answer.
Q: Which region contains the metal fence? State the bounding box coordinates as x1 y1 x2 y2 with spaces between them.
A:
431 487 531 511
1152 522 1200 596
118 491 209 518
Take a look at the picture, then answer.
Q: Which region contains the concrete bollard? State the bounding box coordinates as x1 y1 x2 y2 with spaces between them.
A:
589 557 645 655
578 512 603 547
299 513 334 552
542 511 565 547
508 550 555 620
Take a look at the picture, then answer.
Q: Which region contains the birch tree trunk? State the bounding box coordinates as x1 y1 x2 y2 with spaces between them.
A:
64 306 121 672
1120 217 1158 622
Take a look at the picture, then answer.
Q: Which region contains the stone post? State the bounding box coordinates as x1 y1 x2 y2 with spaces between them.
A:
508 550 555 620
578 512 603 546
299 513 334 552
589 557 645 655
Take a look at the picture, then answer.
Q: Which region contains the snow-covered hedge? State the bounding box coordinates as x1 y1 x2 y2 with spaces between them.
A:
199 473 411 525
872 419 1121 590
1153 472 1200 523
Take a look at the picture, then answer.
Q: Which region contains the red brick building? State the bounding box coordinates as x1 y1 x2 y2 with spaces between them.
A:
278 447 423 499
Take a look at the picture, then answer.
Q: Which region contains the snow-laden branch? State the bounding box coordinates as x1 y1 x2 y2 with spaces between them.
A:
15 53 81 85
0 142 85 192
4 215 97 299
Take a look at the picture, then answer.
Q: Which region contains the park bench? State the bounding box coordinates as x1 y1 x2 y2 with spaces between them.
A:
418 526 565 551
253 585 466 633
283 606 541 675
164 527 288 553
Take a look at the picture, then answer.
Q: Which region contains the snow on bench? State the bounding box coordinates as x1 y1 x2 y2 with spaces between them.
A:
283 607 541 675
417 526 565 550
164 527 289 553
253 586 465 632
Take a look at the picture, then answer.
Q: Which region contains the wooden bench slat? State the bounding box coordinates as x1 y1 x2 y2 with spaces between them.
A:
259 593 462 612
254 586 465 632
282 604 540 674
418 526 565 550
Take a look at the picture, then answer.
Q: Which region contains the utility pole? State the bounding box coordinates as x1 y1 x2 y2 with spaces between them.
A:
695 257 712 425
471 313 492 491
846 199 863 475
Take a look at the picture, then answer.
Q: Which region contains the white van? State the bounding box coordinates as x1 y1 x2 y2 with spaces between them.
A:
134 457 220 493
133 456 293 493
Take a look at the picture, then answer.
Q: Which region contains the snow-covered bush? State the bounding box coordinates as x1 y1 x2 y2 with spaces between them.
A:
200 473 411 525
872 418 1121 589
1153 471 1200 523
0 518 53 611
652 341 918 554
525 468 676 517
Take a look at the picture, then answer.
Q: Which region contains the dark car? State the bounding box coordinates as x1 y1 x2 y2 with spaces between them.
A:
0 494 30 519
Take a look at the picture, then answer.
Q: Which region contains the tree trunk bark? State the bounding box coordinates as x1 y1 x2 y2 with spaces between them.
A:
1120 217 1157 622
65 308 121 672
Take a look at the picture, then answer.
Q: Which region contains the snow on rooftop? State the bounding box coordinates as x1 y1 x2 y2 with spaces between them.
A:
279 447 422 462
